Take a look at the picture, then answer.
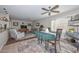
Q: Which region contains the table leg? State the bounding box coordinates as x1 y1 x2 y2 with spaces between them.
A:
55 40 57 53
37 38 40 44
40 38 42 44
45 40 49 50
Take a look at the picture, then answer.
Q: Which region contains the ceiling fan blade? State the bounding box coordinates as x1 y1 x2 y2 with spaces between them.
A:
50 5 59 11
41 12 48 15
3 8 7 10
48 12 51 16
51 11 59 13
42 8 49 11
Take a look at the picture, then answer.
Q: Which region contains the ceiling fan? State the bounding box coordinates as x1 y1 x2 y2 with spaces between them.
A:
41 5 59 16
3 8 8 14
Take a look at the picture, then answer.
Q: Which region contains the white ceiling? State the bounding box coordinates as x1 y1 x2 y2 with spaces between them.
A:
0 5 79 20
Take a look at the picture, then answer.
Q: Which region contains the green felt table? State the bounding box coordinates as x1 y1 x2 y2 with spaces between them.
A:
34 31 56 41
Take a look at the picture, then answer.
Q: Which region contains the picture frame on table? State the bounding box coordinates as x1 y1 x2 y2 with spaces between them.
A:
13 22 18 26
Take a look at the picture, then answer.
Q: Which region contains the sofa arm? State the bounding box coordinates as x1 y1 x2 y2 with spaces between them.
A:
17 32 25 39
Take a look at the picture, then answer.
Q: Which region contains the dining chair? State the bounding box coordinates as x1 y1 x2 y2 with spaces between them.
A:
49 29 63 53
72 39 79 52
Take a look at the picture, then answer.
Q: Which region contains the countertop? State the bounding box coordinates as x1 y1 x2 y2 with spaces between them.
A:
66 32 79 40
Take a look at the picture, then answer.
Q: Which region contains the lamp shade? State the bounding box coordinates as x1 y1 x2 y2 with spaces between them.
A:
45 28 49 33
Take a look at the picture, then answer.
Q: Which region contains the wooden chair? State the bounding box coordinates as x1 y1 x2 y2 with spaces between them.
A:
72 39 79 52
49 29 63 53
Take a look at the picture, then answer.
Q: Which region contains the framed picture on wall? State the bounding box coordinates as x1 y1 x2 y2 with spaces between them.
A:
13 22 18 26
28 23 32 26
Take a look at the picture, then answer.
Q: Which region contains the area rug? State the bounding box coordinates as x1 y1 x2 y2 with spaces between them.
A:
0 38 55 53
0 37 77 53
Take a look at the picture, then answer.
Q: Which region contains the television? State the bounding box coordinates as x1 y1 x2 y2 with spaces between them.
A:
20 25 27 29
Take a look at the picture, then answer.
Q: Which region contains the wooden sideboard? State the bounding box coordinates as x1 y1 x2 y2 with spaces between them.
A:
18 28 29 33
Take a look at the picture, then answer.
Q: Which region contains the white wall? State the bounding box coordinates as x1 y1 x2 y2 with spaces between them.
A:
51 18 71 39
51 18 70 31
10 19 32 31
35 18 52 28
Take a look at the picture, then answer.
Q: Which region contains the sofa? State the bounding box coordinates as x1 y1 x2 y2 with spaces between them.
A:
9 29 25 40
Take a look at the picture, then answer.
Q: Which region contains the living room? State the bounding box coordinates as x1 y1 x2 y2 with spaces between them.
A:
0 5 79 53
